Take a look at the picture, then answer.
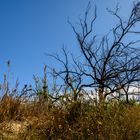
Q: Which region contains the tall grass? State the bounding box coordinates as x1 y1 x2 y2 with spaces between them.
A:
0 65 140 139
0 92 140 139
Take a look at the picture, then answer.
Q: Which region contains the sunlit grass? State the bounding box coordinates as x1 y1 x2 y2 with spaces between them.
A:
0 65 140 139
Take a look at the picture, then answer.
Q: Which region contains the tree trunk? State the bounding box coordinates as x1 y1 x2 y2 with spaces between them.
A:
125 92 129 104
98 86 105 104
73 89 78 101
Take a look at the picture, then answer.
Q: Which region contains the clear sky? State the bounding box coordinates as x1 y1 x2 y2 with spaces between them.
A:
0 0 134 88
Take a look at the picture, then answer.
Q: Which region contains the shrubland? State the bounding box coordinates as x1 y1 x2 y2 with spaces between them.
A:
1 1 140 139
0 68 140 140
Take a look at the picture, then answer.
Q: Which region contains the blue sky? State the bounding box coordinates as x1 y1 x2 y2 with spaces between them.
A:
0 0 134 88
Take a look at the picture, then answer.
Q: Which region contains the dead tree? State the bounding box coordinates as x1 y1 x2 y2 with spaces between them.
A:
48 48 87 101
49 2 140 103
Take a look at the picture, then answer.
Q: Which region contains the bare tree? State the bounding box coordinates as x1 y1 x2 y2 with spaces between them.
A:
49 2 140 103
48 47 86 101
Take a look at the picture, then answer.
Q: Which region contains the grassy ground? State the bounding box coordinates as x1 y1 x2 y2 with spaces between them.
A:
0 94 140 140
0 66 140 139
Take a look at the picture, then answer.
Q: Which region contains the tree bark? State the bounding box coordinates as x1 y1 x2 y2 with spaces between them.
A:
98 85 105 104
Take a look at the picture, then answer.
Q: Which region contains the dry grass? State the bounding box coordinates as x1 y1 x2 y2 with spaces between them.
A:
0 94 140 140
0 68 140 139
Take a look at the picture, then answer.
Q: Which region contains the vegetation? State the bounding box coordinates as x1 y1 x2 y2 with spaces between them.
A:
51 2 140 104
0 62 139 139
0 1 140 140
